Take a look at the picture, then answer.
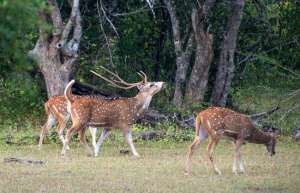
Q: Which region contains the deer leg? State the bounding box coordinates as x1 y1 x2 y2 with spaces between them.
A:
239 151 245 173
232 142 238 175
61 125 78 156
233 139 245 174
124 130 139 157
38 114 56 148
79 128 93 156
94 128 110 157
89 127 98 151
207 137 221 175
184 136 201 175
56 115 68 149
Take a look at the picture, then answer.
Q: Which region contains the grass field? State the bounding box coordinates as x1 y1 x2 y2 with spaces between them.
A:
0 138 299 193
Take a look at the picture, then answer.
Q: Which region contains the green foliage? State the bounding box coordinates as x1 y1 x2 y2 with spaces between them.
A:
0 0 299 139
0 72 44 126
232 84 300 133
0 0 42 76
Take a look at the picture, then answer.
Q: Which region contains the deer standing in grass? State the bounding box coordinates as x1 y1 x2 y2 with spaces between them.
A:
185 107 277 175
62 68 165 157
38 95 99 150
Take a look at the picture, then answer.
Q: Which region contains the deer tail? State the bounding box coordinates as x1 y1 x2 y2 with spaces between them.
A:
195 114 208 141
195 115 202 136
64 80 75 115
44 102 50 115
64 80 75 104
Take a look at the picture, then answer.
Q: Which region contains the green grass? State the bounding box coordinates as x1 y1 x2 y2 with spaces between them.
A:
0 138 299 193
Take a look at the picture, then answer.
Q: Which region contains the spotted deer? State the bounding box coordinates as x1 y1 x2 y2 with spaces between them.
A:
61 68 165 157
38 95 99 150
185 107 277 175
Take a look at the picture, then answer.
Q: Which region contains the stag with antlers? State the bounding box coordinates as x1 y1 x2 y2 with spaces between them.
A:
185 107 277 175
61 67 165 157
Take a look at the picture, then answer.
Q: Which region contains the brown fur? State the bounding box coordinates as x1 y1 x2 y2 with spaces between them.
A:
62 79 165 156
38 95 81 147
185 107 277 175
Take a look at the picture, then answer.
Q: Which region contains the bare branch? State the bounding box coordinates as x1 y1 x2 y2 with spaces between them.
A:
48 0 63 35
112 6 150 17
96 0 115 67
163 0 182 53
98 0 119 37
29 10 51 60
203 0 216 17
37 10 51 44
249 106 280 123
57 0 80 49
280 103 300 121
145 0 155 17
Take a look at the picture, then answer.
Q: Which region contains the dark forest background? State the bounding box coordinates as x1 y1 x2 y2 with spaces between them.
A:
0 0 299 141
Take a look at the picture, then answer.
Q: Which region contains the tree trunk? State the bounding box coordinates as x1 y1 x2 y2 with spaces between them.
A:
211 0 245 106
163 0 193 106
186 7 213 103
172 56 187 106
40 59 72 97
29 0 82 98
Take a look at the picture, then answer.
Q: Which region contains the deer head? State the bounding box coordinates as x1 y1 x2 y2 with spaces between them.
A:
91 67 165 109
266 134 277 156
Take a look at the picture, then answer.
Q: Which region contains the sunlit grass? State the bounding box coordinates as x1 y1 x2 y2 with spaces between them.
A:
0 138 299 193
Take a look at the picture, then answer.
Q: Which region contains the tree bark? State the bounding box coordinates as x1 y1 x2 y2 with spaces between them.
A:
211 0 245 106
29 0 82 97
163 0 193 107
186 6 213 103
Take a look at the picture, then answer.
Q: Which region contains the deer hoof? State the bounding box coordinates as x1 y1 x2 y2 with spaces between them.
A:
66 145 70 151
184 171 190 176
215 169 222 175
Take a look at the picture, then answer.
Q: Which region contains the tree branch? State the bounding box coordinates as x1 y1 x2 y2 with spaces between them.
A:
203 0 216 18
96 0 115 67
57 0 80 50
280 103 300 121
163 0 182 53
249 106 280 123
98 0 119 37
28 10 50 61
48 0 63 35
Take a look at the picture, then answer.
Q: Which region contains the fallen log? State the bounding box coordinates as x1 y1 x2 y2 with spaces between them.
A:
248 106 280 124
138 109 193 128
4 157 44 165
139 106 280 129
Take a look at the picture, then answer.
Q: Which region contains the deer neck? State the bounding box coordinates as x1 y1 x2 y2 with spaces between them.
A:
130 92 153 117
248 128 272 144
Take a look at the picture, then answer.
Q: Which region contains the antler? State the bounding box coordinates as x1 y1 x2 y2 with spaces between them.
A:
90 67 145 90
137 71 147 83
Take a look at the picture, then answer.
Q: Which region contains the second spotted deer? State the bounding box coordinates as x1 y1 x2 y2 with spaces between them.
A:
38 95 100 151
185 107 277 175
62 68 165 157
